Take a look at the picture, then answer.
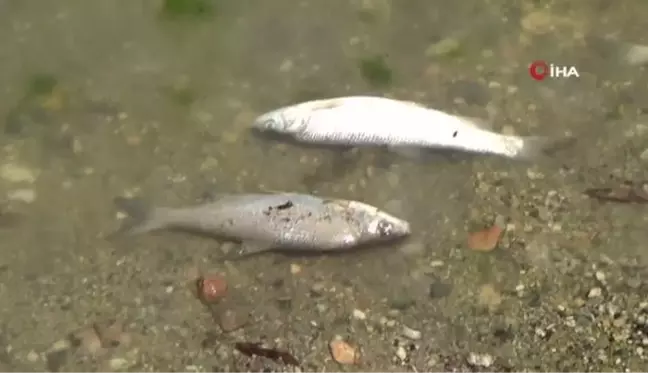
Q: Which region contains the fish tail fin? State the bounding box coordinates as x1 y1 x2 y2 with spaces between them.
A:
112 196 171 236
516 135 576 160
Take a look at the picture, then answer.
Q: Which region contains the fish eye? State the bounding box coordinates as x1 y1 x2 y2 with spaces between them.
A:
263 118 281 129
376 220 394 236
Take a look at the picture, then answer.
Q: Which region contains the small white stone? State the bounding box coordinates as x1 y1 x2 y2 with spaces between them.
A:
588 287 602 298
395 346 407 361
595 271 606 284
352 309 366 320
48 339 71 352
0 163 37 183
109 357 129 370
7 188 36 203
467 352 493 368
429 260 444 267
401 325 422 340
640 148 648 161
289 263 302 274
535 328 546 338
26 350 39 362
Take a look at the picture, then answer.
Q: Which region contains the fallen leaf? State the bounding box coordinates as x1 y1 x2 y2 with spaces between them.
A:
467 224 503 252
234 342 300 366
329 339 360 365
584 181 648 204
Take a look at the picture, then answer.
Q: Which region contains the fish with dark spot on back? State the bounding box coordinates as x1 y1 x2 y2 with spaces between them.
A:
251 95 574 160
112 192 410 257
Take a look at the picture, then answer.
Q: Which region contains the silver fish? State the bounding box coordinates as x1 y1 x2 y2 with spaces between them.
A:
252 95 568 160
113 192 410 256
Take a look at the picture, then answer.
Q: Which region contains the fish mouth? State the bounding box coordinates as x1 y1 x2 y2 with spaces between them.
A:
250 114 272 131
392 220 412 237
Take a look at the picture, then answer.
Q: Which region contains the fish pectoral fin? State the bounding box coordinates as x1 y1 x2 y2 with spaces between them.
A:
234 240 275 257
221 240 275 261
456 115 493 130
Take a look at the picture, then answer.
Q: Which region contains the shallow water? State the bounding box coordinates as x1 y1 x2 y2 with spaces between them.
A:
1 0 648 371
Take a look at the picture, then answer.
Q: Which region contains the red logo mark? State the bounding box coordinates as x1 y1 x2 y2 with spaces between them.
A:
529 60 549 81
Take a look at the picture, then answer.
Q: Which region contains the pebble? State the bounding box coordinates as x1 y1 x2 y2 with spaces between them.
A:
26 350 40 362
7 188 36 203
0 163 37 183
595 271 606 284
197 275 227 303
640 148 648 161
588 287 602 299
108 357 129 371
352 309 367 320
395 345 407 361
467 352 494 368
625 44 648 66
219 308 248 332
290 263 302 275
310 282 325 296
401 325 422 340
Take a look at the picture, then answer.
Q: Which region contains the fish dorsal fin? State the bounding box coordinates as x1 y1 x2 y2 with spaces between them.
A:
456 115 493 130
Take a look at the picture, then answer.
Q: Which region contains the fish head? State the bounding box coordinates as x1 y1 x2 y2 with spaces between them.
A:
251 106 308 135
341 201 411 244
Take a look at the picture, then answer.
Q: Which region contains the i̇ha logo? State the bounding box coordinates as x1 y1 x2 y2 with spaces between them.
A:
529 60 580 81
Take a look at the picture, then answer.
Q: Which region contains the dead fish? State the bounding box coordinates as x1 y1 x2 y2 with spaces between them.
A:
251 96 571 160
112 192 410 256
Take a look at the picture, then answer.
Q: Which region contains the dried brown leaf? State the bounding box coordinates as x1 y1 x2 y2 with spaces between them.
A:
467 224 503 252
234 342 300 366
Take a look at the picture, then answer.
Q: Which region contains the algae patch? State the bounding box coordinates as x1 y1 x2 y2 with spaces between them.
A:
27 73 58 97
161 0 215 18
358 54 393 88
